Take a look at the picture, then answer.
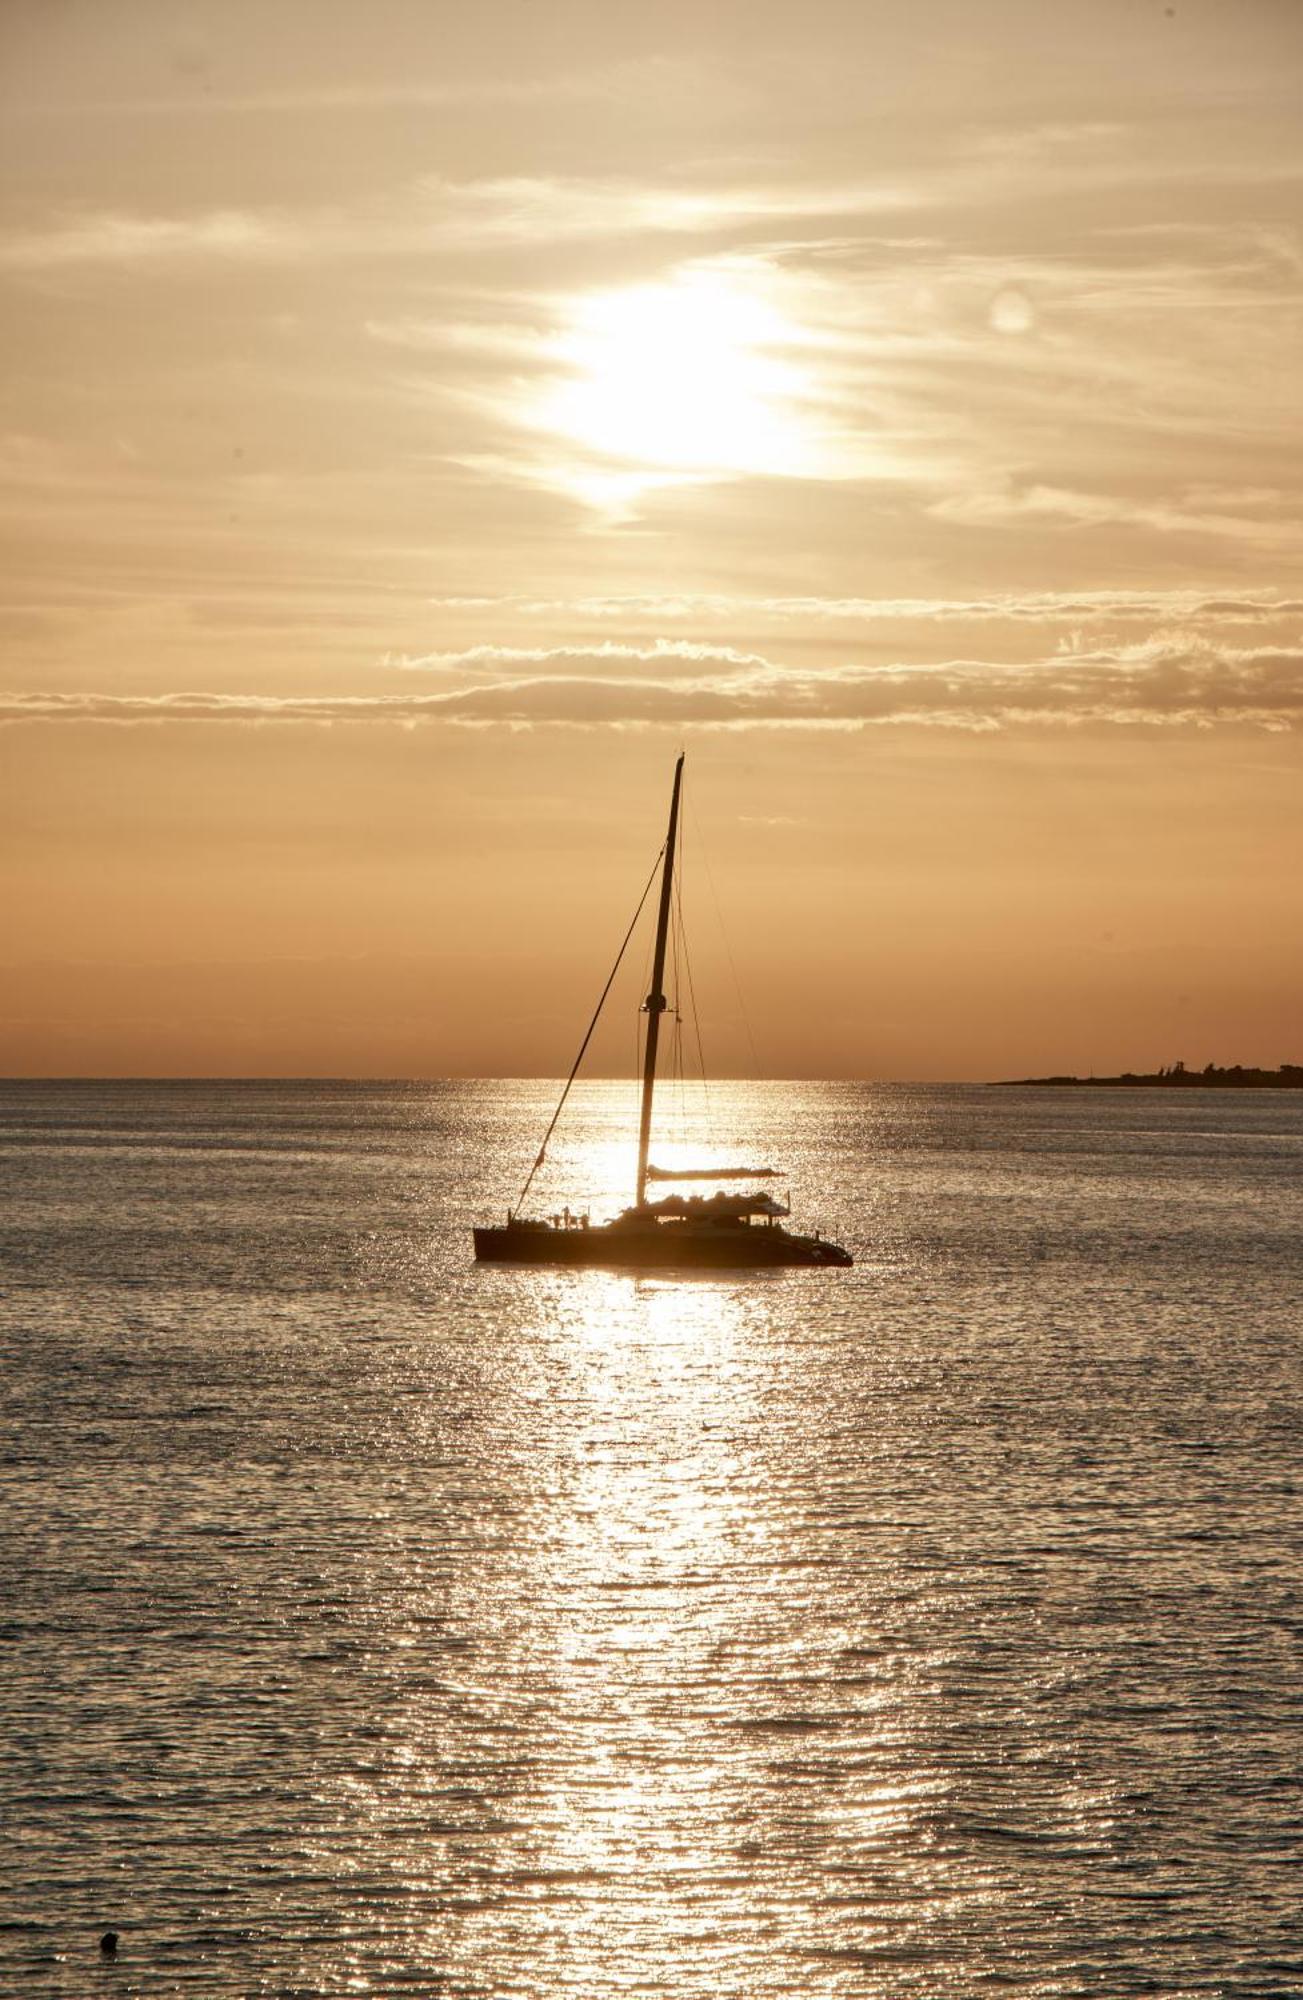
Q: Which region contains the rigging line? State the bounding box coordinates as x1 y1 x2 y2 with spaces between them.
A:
674 811 711 1132
679 949 690 1137
675 824 695 1128
634 892 655 1119
673 765 686 1137
688 795 763 1081
513 846 664 1217
678 879 710 1106
670 874 686 1136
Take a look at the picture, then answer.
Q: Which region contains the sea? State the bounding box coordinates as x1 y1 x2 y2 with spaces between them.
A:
1 1079 1300 1999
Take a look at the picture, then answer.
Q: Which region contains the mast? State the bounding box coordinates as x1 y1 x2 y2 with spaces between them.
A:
635 753 684 1206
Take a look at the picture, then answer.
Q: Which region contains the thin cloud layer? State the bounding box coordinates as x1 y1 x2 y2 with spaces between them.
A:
6 635 1299 731
426 591 1303 627
0 175 917 272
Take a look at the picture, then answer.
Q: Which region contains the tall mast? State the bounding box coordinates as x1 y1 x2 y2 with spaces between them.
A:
635 753 684 1206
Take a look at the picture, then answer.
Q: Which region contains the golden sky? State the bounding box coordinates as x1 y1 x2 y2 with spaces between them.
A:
2 0 1301 1077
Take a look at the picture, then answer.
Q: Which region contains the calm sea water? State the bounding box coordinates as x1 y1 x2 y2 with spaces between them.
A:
1 1080 1300 1999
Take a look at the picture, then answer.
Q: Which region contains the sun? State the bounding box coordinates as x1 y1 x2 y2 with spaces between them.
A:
532 270 818 486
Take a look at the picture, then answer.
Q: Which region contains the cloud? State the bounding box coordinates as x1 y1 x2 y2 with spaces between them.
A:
414 174 922 248
0 176 920 274
367 210 1303 513
9 164 1299 557
425 590 1303 627
5 635 1299 732
0 209 293 270
388 640 770 679
932 483 1303 553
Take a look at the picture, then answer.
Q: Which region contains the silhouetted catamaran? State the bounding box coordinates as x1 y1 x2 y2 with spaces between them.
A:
473 755 852 1269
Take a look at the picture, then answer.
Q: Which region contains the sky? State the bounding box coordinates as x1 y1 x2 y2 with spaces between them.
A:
2 0 1301 1079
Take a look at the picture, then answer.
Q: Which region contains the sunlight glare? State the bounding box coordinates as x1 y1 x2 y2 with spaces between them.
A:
534 272 819 484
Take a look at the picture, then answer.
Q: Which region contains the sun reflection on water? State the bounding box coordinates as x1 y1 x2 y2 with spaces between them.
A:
485 1278 781 1984
329 1266 959 1995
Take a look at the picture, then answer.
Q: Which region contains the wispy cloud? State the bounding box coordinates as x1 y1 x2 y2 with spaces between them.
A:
388 639 771 678
5 54 1302 657
6 635 1299 731
0 209 293 270
7 157 1300 549
425 590 1303 626
932 483 1303 553
0 176 919 274
412 176 919 249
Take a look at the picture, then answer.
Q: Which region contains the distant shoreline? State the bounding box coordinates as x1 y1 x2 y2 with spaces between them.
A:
1 1070 1301 1090
996 1065 1303 1089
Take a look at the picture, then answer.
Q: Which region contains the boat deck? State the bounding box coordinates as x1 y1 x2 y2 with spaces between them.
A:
474 1212 851 1269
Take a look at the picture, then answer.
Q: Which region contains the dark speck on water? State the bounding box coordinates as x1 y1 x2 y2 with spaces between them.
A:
1 1079 1300 1997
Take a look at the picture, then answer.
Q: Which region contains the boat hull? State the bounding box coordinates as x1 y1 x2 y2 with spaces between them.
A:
473 1219 851 1269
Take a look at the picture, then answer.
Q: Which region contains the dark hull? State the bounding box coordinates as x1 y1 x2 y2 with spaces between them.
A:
473 1220 851 1269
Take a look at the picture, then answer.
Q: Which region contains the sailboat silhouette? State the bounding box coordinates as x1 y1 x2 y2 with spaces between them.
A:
473 755 852 1269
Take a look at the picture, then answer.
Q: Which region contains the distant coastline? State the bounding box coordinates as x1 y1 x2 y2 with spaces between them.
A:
997 1063 1303 1089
